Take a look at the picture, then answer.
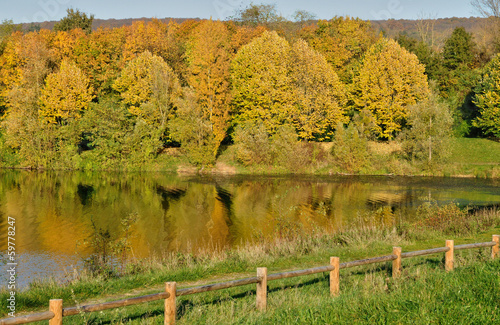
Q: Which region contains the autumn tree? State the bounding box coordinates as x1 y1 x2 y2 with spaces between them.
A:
39 59 94 124
473 53 500 138
72 27 126 96
231 31 294 133
290 39 346 141
352 38 430 139
1 31 53 167
232 31 347 140
122 19 172 63
113 51 181 138
50 29 87 64
300 16 379 82
185 19 232 157
54 8 94 34
396 33 442 80
0 19 20 54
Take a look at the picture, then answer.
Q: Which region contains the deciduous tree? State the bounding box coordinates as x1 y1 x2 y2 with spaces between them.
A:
300 16 379 82
290 39 346 141
185 19 232 156
402 93 454 165
473 53 500 138
39 59 94 124
113 51 181 134
352 38 430 139
231 31 294 133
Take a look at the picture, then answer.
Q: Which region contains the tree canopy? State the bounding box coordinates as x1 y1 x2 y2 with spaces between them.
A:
54 9 94 34
352 38 430 139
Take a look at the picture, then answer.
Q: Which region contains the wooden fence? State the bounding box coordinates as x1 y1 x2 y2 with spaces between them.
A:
1 235 499 325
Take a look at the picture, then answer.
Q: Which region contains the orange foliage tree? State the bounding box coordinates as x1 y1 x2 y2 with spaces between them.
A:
185 19 232 155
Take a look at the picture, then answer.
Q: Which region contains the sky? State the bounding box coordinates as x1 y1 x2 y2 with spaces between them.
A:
0 0 479 24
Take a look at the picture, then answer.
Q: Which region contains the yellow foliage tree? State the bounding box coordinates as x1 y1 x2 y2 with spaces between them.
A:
123 20 172 62
113 51 181 128
300 16 379 82
49 29 87 64
231 31 295 133
0 31 23 110
39 59 94 123
291 39 347 141
232 31 347 140
186 19 232 155
352 38 430 139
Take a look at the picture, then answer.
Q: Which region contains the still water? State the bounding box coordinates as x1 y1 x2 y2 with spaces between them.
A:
0 170 499 289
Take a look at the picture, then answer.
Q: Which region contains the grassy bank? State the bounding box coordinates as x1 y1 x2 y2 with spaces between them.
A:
200 137 500 178
1 136 499 178
1 205 500 323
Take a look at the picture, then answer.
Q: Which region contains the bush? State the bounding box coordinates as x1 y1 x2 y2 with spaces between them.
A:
331 123 371 173
233 121 273 166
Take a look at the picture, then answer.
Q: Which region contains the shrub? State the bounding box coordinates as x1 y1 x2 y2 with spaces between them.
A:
331 123 371 173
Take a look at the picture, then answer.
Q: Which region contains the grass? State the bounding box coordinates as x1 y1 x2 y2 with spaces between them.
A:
17 250 500 324
2 205 500 323
212 137 500 178
445 137 500 178
450 137 500 165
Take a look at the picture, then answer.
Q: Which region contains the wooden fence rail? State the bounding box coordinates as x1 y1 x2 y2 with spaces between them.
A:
1 235 499 325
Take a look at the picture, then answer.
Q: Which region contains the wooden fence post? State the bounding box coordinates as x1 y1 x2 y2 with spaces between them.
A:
49 299 63 325
165 282 176 325
392 247 402 278
330 257 340 296
492 235 499 259
256 267 267 311
445 240 454 272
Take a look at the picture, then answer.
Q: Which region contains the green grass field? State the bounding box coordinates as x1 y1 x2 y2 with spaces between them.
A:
450 138 500 165
447 138 500 178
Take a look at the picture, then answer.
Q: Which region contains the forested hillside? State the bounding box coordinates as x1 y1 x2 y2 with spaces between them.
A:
0 6 498 174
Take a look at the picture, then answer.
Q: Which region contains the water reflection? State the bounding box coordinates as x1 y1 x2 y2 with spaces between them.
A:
0 171 499 287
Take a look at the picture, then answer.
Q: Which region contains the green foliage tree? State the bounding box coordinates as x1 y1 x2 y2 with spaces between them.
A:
231 3 285 27
395 33 442 80
169 89 218 166
402 93 454 166
443 27 475 70
352 38 430 139
473 54 500 138
233 120 272 165
331 123 371 173
79 97 132 169
54 8 94 34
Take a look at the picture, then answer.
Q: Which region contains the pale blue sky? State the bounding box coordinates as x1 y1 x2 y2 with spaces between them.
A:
1 0 478 24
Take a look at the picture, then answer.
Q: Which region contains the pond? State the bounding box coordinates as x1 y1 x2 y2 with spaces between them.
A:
0 170 499 289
